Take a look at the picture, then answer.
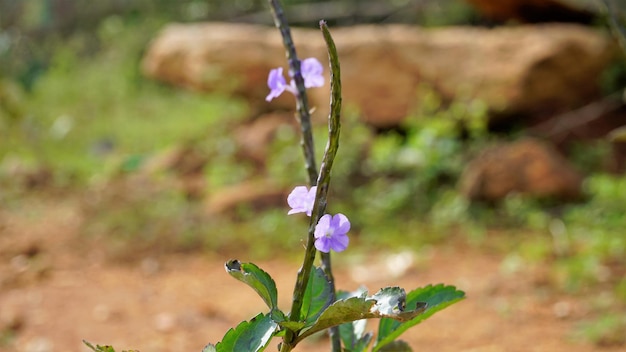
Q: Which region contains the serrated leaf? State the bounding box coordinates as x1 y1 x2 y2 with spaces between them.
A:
225 260 278 310
354 332 374 352
83 341 116 352
82 341 139 352
270 309 286 323
341 328 373 352
339 319 369 351
370 287 407 316
374 284 465 351
296 297 374 343
216 313 278 352
377 340 412 352
295 287 427 346
301 266 333 327
202 344 217 352
369 287 427 322
338 288 371 352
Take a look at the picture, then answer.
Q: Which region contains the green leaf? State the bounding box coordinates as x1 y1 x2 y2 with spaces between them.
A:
225 260 278 310
377 340 412 352
369 287 428 322
82 341 139 352
374 284 465 351
301 266 333 327
278 320 307 331
337 289 371 352
83 341 116 352
296 296 374 343
216 313 278 352
354 332 374 352
339 320 373 352
202 344 217 352
295 287 427 345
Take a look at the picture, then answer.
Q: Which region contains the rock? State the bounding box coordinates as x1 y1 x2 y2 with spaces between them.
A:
464 0 596 24
459 138 583 201
204 180 287 216
530 97 626 147
0 308 24 333
140 144 209 200
153 312 176 333
22 337 53 352
142 144 208 177
233 112 297 170
142 22 615 128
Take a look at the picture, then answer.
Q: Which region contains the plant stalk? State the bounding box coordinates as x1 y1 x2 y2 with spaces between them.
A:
266 1 319 351
318 20 343 352
267 0 317 184
267 2 343 351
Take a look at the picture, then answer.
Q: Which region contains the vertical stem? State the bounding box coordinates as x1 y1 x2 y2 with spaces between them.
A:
267 0 318 184
266 1 319 351
318 20 343 352
267 2 343 351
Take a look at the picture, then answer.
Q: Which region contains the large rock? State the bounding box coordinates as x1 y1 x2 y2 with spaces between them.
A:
142 22 615 128
204 180 287 216
459 138 584 201
464 0 596 24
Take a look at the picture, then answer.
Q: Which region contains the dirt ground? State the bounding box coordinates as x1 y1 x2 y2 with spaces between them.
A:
0 198 622 352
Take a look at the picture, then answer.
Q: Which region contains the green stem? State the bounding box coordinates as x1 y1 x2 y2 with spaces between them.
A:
318 20 343 352
266 2 343 351
266 1 318 351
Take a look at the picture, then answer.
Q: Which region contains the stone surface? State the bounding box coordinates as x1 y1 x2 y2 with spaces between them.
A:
204 180 287 216
464 0 595 24
142 22 615 128
233 112 297 170
459 137 584 201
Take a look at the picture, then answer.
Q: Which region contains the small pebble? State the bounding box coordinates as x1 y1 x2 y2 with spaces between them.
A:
552 301 571 319
23 337 53 352
154 312 176 333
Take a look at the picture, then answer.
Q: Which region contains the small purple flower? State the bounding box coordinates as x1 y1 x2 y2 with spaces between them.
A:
265 57 324 102
287 186 317 216
301 58 324 88
265 67 289 102
314 213 350 253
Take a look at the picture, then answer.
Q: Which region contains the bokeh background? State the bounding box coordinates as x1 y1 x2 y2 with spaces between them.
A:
1 0 626 351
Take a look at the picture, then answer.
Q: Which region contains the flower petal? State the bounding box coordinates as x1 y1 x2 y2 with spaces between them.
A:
334 213 351 234
266 67 287 101
315 237 332 253
287 185 317 216
301 58 324 88
314 214 332 239
330 233 349 252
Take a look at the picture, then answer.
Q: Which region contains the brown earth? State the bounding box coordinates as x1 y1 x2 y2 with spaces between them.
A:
0 198 621 352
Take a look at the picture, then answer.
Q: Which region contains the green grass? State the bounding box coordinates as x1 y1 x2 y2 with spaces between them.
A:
1 19 247 184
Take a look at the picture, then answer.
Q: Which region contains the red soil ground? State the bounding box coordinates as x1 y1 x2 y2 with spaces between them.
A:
0 198 622 352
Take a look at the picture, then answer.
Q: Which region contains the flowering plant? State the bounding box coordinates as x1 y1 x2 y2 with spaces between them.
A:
85 1 464 351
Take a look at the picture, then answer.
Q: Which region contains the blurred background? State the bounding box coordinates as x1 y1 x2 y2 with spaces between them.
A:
1 0 626 351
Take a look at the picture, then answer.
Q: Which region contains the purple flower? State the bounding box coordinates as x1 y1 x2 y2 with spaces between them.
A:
301 58 324 88
265 67 289 102
314 213 350 253
287 186 317 216
265 57 324 102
